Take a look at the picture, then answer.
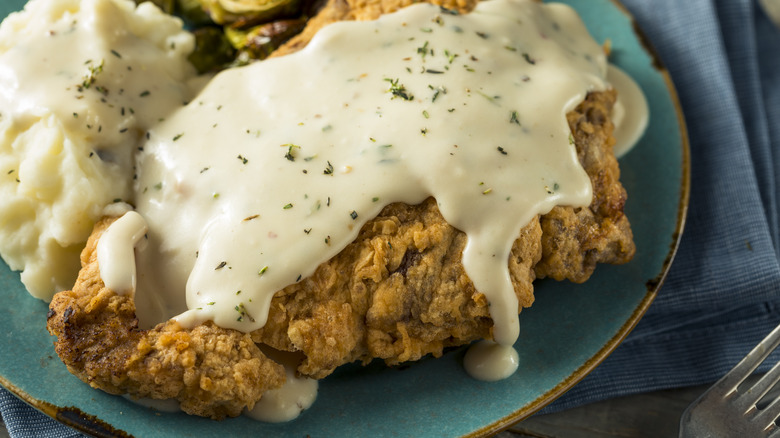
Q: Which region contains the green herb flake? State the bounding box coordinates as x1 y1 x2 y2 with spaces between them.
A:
431 86 447 103
423 110 430 119
139 90 150 97
384 78 414 101
444 50 459 64
510 111 521 126
323 161 334 175
282 143 300 161
215 261 227 270
522 53 536 65
79 59 104 91
235 302 255 322
417 41 430 59
497 146 508 155
258 266 268 276
110 49 122 59
237 154 248 164
173 133 184 141
283 203 293 209
350 210 358 220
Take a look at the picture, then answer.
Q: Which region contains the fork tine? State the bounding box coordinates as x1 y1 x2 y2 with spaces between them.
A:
712 324 780 396
755 393 780 432
736 358 780 412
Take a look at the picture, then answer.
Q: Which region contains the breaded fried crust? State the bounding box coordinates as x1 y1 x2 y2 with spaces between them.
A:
536 90 635 282
46 218 286 419
253 199 542 378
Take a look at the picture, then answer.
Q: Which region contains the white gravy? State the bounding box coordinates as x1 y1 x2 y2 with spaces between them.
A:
608 64 648 158
97 209 147 295
245 349 318 422
131 0 608 350
463 340 519 381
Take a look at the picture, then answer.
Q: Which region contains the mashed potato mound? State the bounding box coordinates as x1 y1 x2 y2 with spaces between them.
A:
0 0 199 300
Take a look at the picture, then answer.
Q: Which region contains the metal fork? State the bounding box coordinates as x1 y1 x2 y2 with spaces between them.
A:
679 324 780 437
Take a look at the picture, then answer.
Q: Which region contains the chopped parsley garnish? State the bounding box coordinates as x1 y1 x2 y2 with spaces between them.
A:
384 78 414 101
283 144 300 161
323 161 334 175
510 111 521 126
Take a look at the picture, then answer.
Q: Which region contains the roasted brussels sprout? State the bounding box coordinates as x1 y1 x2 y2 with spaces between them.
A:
188 27 238 73
224 18 306 60
200 0 302 27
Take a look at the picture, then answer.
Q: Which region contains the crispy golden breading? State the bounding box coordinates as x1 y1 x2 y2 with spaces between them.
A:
46 0 635 419
253 199 541 378
46 218 286 419
535 89 635 283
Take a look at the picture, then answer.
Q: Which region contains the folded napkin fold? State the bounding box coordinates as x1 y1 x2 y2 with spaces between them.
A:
2 0 780 435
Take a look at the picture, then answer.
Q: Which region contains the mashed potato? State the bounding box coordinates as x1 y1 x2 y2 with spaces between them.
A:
0 0 199 300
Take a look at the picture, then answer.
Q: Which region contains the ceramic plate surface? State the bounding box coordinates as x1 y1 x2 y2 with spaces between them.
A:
0 0 689 436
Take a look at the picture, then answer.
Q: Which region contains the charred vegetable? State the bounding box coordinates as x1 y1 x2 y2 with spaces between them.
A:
188 27 238 73
224 18 306 60
136 0 319 70
200 0 302 27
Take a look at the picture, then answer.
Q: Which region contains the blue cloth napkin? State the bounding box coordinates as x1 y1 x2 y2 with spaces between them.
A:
2 0 780 435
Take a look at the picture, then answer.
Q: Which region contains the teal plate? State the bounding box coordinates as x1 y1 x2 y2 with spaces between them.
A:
0 1 689 437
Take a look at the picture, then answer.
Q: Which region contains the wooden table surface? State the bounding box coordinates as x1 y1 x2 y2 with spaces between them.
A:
0 383 712 437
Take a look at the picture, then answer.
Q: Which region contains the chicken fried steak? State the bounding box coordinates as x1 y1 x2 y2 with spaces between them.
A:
46 0 635 420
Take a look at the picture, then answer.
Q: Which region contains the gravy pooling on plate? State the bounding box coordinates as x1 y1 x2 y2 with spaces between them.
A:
120 0 607 351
